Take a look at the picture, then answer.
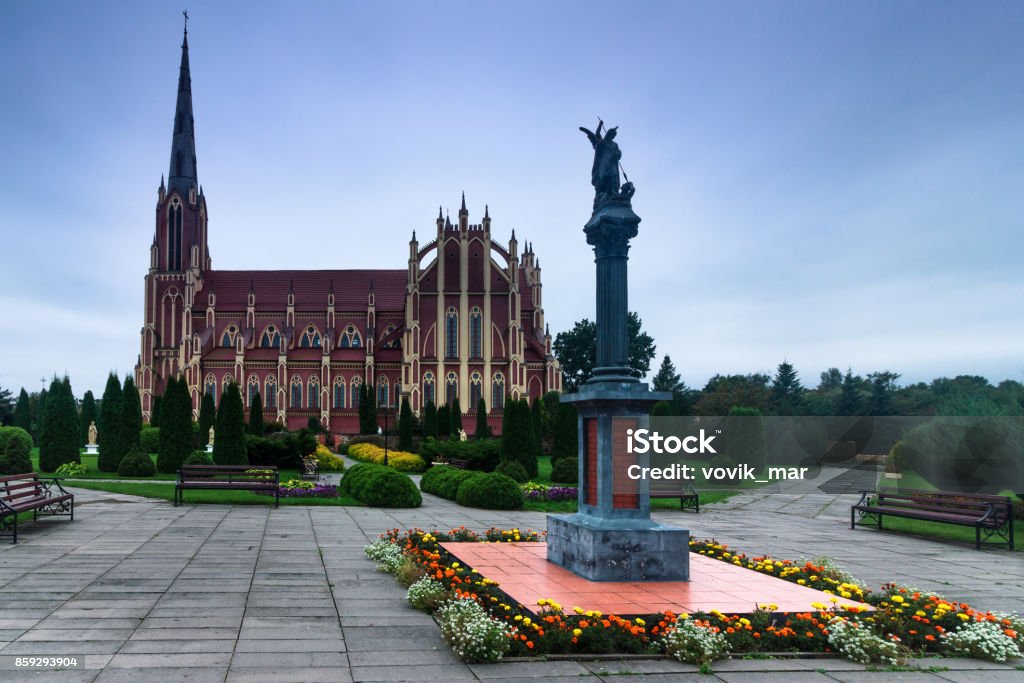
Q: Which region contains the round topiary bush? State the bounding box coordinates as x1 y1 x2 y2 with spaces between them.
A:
494 459 529 483
0 435 33 475
118 446 157 477
420 465 455 495
358 467 422 508
183 450 214 466
139 427 160 454
0 426 33 456
436 470 482 501
340 462 380 497
456 472 524 510
550 456 578 484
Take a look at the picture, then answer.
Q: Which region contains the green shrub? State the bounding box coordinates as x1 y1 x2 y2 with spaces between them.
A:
54 461 88 477
0 426 33 456
139 427 160 454
118 446 157 477
184 450 214 466
456 472 524 509
900 417 1024 493
551 403 579 461
419 464 453 493
550 456 578 484
420 437 500 471
494 459 529 483
343 463 421 507
500 399 537 477
0 435 33 475
420 466 482 501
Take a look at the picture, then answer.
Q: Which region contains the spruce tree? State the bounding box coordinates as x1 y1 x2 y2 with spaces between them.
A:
652 355 683 393
398 396 413 451
79 390 97 446
475 398 489 438
97 373 123 472
157 377 192 473
449 396 462 436
770 360 805 416
436 404 450 437
364 385 377 434
423 401 438 439
541 391 560 442
39 376 80 471
248 391 264 436
214 383 248 465
121 376 142 451
198 391 216 446
35 387 48 443
14 388 31 432
357 384 372 434
151 394 162 427
530 397 544 455
501 400 538 478
551 403 579 461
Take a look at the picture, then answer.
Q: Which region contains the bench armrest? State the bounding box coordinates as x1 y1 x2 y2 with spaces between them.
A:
853 490 873 507
42 478 72 497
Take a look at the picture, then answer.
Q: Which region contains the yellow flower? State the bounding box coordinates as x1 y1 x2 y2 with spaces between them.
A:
916 610 926 617
840 591 852 599
811 602 827 610
522 618 531 626
573 628 582 637
635 618 645 626
797 579 807 585
573 607 584 615
957 613 970 622
891 595 904 603
514 615 523 621
451 562 460 568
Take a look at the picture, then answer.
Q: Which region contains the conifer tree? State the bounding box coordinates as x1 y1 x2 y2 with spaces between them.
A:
398 396 413 451
121 376 142 451
501 399 538 477
530 397 544 455
79 390 97 446
39 376 80 471
198 391 216 446
652 354 683 393
423 401 438 440
14 388 32 432
97 373 123 472
436 404 450 437
151 394 162 427
770 360 805 416
475 398 489 438
449 396 462 435
35 387 48 442
551 403 579 461
157 377 192 473
248 391 264 436
214 382 248 465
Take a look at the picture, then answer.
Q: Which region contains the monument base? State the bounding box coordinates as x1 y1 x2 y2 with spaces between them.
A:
547 513 690 582
205 444 213 453
85 444 98 455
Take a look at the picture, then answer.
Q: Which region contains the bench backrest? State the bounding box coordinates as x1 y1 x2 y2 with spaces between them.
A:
877 489 1011 523
0 473 44 504
179 465 278 483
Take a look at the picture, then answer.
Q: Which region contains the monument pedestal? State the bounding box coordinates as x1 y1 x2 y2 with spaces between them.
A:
85 444 98 456
205 444 213 454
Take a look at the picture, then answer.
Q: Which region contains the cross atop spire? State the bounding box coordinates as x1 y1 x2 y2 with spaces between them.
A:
167 18 198 197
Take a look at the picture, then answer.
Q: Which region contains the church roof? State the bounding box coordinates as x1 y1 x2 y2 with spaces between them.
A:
167 25 199 196
204 269 406 310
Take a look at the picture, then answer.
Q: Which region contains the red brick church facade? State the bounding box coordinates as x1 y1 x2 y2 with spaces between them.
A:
135 29 562 436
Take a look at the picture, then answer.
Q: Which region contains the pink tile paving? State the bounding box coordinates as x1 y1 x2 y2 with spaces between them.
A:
441 542 870 617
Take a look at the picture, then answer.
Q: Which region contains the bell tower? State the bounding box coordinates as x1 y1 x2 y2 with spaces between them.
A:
137 20 211 421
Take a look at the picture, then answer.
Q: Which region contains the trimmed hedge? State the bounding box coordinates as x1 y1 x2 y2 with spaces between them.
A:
420 466 482 501
455 472 524 510
494 459 529 483
550 456 579 484
118 446 157 477
341 463 421 507
348 443 427 472
0 434 33 475
0 426 33 456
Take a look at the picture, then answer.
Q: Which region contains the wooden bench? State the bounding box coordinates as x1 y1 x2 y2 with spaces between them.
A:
0 473 75 544
175 465 280 507
851 488 1014 550
650 482 700 513
447 458 470 470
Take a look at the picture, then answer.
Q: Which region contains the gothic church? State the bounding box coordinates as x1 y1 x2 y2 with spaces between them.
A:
135 28 562 436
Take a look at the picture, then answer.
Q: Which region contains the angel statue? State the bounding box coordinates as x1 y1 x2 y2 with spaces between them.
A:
579 120 622 201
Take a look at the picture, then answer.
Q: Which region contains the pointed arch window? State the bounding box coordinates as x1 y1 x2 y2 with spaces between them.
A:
300 326 322 349
470 307 482 359
204 374 217 404
351 376 362 409
423 372 435 407
445 371 458 406
470 372 482 408
248 375 260 407
492 373 505 411
308 377 321 409
265 376 277 409
221 325 237 348
377 376 389 409
340 324 362 348
333 376 346 409
290 376 303 408
260 326 281 349
445 307 458 359
168 199 182 271
380 324 400 349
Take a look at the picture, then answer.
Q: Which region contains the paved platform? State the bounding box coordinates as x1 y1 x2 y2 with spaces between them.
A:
0 484 1019 681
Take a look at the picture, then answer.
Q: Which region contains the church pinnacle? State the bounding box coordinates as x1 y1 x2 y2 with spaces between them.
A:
167 19 198 197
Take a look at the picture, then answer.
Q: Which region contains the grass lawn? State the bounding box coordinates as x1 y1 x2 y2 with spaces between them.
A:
855 514 1021 552
523 489 737 513
65 480 362 506
29 448 302 481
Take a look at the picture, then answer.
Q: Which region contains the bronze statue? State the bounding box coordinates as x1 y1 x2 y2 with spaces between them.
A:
579 120 623 202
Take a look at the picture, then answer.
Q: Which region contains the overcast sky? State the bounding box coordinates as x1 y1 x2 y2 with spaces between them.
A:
1 1 1022 399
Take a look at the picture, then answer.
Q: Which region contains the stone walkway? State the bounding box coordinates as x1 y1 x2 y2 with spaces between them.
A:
0 481 1020 681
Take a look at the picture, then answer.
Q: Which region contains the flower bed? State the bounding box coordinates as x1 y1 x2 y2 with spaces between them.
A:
258 478 338 498
365 528 1024 666
521 482 577 502
348 443 427 472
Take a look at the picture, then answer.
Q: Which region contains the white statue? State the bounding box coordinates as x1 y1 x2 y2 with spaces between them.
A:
87 421 97 445
458 428 467 442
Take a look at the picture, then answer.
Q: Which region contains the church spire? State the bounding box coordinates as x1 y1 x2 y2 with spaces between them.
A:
167 19 198 197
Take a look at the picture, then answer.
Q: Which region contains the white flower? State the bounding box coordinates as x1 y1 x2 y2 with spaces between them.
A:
943 620 1021 663
662 618 729 664
436 597 510 663
827 617 902 666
